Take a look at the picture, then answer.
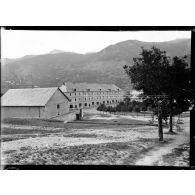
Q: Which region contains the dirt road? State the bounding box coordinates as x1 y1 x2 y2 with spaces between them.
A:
135 117 190 166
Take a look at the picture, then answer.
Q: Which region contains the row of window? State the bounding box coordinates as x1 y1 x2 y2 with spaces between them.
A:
56 99 121 109
71 96 121 102
69 100 119 109
72 88 120 92
67 91 121 96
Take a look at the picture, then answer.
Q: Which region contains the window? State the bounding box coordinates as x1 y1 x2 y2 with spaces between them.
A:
92 102 94 105
97 102 99 105
57 104 60 109
70 104 73 108
75 105 77 108
79 103 82 107
75 98 77 102
87 89 90 91
75 93 76 96
70 93 71 96
85 103 87 107
73 88 76 91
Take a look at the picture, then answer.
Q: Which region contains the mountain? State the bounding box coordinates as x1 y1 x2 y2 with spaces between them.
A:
1 39 191 94
2 55 36 66
49 49 65 54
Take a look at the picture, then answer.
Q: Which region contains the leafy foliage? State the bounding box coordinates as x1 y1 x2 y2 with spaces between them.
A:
97 100 145 114
124 46 192 140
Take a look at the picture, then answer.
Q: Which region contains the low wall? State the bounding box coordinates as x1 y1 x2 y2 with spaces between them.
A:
50 111 77 123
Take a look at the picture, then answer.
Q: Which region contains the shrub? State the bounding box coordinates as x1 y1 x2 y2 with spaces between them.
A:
142 106 147 112
134 106 141 112
97 104 106 111
128 106 133 112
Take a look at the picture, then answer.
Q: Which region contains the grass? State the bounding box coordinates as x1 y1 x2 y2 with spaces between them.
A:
1 141 147 165
1 133 52 142
62 133 98 138
1 113 189 166
95 111 153 117
1 115 151 136
2 137 174 165
2 128 64 135
2 118 65 128
160 143 190 166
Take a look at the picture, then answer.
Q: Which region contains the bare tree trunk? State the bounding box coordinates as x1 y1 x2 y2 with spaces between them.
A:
169 111 173 133
151 113 154 123
169 98 173 133
158 114 163 141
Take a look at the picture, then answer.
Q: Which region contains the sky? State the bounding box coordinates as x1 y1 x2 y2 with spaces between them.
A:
1 29 191 59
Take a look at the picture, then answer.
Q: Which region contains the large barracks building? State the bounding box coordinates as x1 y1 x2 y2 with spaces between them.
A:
60 82 124 109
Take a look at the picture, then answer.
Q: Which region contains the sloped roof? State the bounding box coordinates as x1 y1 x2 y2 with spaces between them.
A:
60 82 122 92
1 87 69 107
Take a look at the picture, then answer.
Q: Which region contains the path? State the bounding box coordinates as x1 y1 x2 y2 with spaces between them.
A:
135 117 190 166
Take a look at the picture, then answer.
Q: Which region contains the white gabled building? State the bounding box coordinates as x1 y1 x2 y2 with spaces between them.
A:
1 87 70 119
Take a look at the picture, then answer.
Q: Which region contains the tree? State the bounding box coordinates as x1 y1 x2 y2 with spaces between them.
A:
164 56 192 132
141 106 147 112
107 106 112 114
128 105 133 112
97 103 107 112
124 47 170 141
124 96 131 105
124 47 193 140
111 107 117 114
116 104 121 112
134 106 141 113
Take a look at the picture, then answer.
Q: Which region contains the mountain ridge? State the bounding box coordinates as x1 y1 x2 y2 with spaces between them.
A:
2 38 191 94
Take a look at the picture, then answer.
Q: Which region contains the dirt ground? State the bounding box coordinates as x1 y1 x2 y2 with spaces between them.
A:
1 109 190 166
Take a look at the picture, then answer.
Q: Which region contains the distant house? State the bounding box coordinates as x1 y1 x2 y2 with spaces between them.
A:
129 90 143 102
60 82 124 109
1 87 70 119
130 90 142 98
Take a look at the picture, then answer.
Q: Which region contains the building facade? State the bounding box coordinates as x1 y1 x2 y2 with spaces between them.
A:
60 82 124 109
1 87 70 119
